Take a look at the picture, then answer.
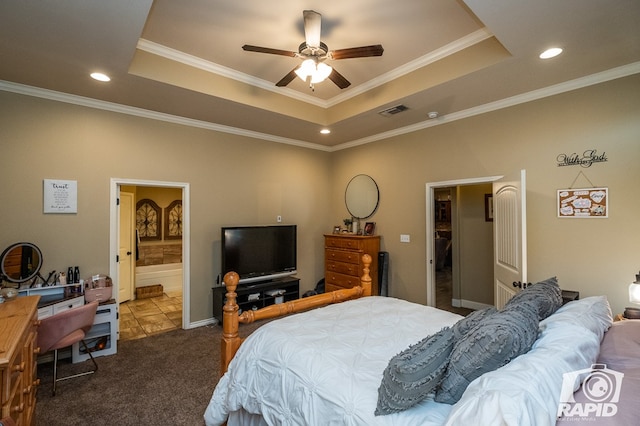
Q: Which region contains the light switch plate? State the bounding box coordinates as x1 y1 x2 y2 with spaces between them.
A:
400 234 410 243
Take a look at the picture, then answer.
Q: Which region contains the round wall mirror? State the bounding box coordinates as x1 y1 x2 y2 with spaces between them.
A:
345 174 379 219
0 242 43 284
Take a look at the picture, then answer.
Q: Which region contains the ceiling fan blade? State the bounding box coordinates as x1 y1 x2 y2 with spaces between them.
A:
328 68 351 89
330 45 384 60
303 10 322 48
242 45 296 57
275 67 299 87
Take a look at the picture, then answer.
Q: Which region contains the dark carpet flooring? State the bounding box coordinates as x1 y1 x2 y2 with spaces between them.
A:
35 321 264 426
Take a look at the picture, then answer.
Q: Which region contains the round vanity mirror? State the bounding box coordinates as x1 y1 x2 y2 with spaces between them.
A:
345 174 379 219
0 242 43 284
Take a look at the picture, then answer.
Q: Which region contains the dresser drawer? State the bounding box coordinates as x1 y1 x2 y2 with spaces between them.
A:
325 236 363 250
325 271 361 289
325 249 361 264
326 260 358 276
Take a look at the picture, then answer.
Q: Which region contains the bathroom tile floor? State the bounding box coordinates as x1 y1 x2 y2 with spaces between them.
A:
119 291 182 341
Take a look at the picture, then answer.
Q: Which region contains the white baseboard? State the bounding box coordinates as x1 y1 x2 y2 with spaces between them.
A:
186 317 218 329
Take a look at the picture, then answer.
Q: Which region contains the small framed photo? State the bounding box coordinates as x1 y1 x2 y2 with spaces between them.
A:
485 194 493 222
333 225 341 234
364 222 376 235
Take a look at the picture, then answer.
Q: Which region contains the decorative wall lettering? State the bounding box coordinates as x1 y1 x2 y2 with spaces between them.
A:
557 187 608 218
556 149 607 168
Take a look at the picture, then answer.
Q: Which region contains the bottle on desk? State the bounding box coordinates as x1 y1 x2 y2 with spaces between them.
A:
67 267 74 286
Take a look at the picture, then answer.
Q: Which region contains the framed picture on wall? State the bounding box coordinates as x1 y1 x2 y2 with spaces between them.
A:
485 194 494 222
136 199 161 241
164 200 183 239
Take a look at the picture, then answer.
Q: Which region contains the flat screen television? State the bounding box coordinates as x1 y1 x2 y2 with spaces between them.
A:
221 225 297 284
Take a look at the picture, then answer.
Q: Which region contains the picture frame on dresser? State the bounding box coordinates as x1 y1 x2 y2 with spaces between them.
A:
364 222 376 235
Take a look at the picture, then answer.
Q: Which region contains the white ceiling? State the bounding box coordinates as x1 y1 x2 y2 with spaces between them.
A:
1 0 639 150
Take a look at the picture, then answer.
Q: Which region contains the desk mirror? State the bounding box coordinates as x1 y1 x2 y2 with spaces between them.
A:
0 242 43 285
345 174 379 219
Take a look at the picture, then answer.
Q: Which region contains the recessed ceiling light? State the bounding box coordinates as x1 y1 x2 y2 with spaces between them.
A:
539 47 563 59
428 112 439 119
320 129 330 134
90 72 111 82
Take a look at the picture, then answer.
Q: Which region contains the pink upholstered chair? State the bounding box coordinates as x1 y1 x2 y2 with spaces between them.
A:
37 301 99 395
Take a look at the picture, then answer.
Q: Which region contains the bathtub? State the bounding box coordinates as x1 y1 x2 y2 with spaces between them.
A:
135 263 183 294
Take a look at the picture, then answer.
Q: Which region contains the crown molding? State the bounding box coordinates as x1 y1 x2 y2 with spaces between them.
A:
136 39 328 108
331 61 640 151
326 28 494 107
0 80 331 152
1 61 638 153
138 29 493 110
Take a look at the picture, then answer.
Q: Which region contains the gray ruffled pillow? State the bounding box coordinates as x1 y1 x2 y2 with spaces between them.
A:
452 307 497 340
375 327 455 415
505 277 562 320
435 301 539 404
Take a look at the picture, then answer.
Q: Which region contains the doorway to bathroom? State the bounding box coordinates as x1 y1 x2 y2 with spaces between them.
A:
109 178 190 340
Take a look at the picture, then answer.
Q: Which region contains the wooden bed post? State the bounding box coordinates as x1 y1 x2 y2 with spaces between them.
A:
360 254 372 297
221 271 241 374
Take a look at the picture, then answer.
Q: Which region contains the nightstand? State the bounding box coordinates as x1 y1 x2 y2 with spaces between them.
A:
561 290 579 305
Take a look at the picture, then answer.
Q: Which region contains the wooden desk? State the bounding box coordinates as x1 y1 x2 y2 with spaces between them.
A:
0 296 40 425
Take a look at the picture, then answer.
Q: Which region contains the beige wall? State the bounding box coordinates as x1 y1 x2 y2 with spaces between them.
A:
1 73 639 321
332 74 640 315
0 91 332 323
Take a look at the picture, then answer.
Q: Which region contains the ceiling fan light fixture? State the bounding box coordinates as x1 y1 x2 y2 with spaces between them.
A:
311 62 332 83
295 59 316 81
295 59 333 84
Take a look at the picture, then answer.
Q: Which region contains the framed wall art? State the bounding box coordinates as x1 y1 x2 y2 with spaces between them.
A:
43 179 77 213
164 200 183 240
485 194 494 222
136 199 161 240
557 187 608 218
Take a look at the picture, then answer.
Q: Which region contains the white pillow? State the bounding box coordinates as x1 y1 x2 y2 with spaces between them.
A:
539 295 612 339
444 296 612 426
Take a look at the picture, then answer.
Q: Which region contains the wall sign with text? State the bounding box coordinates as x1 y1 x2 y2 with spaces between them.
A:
43 179 78 213
557 187 608 218
556 149 607 168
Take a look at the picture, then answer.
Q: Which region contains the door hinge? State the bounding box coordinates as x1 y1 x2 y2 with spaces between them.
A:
116 255 120 263
116 197 120 205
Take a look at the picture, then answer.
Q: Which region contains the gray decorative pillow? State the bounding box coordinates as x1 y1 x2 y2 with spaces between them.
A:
505 277 562 320
452 307 497 340
375 327 455 415
435 301 539 404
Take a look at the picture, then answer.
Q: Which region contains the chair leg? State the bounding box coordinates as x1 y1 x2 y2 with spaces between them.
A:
52 349 59 396
51 340 99 396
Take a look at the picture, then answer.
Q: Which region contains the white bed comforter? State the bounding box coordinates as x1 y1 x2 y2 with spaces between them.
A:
204 296 463 426
204 295 611 426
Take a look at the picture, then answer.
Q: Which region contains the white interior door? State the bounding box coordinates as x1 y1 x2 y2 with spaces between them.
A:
118 191 135 303
493 169 527 309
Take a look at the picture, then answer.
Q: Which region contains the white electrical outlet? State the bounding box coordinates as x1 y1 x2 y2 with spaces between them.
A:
277 215 282 223
400 234 410 243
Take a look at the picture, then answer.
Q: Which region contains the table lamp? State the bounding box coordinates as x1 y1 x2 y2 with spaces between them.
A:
624 271 640 319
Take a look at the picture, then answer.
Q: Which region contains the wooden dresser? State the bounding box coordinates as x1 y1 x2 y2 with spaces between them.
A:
0 296 40 426
324 234 380 295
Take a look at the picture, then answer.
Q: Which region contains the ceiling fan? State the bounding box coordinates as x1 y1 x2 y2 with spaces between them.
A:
242 10 383 90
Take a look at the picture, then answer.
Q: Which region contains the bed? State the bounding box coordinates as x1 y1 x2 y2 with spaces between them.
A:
205 255 638 425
